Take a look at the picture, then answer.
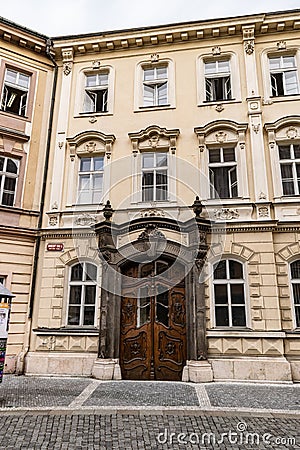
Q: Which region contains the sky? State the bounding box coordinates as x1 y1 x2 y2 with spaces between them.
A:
1 1 300 37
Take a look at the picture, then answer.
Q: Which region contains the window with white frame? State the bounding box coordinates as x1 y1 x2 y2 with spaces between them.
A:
205 59 232 102
77 156 104 204
278 144 300 195
142 65 168 107
142 152 168 202
67 262 97 326
291 260 300 327
213 259 246 327
0 156 19 206
269 55 299 97
209 147 238 199
83 72 109 113
1 68 30 116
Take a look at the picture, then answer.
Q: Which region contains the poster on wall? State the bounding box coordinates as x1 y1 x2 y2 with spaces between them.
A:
0 304 10 383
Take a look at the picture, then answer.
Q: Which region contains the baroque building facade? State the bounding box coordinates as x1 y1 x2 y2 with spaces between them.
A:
2 9 300 382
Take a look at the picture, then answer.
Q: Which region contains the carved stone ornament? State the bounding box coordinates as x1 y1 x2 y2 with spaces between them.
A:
258 206 269 218
259 191 267 200
151 53 159 63
51 201 58 210
213 208 239 220
140 209 165 218
212 46 221 55
89 116 97 124
215 131 227 143
75 213 97 227
58 141 64 149
149 134 159 147
48 214 58 226
85 141 97 153
93 60 101 69
277 41 286 50
138 224 166 241
286 126 298 139
63 62 72 76
244 40 254 55
252 123 260 134
215 104 224 112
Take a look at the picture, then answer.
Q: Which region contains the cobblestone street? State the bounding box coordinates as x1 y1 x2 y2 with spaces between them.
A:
0 376 300 449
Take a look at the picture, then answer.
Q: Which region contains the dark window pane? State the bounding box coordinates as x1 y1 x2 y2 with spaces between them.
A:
142 187 154 202
83 306 95 325
229 260 243 279
4 177 16 191
156 170 167 185
291 261 300 279
293 284 300 304
271 73 284 96
85 285 96 304
2 192 14 206
214 260 226 279
138 295 150 327
6 159 18 174
230 284 245 304
209 149 221 163
156 153 167 167
232 306 246 326
279 146 291 160
214 285 228 304
210 166 232 198
69 286 82 304
156 185 167 201
295 306 300 327
0 157 3 171
215 306 229 326
223 148 235 162
142 171 154 186
294 145 300 159
68 306 80 325
71 264 83 281
85 263 97 281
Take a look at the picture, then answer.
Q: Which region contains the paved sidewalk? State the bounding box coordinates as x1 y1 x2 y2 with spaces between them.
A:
1 375 300 413
0 376 300 449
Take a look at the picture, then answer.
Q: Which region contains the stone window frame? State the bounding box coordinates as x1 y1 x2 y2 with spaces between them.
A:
134 56 176 112
197 51 242 106
65 260 99 328
265 115 300 200
128 125 179 205
289 258 300 329
194 120 248 202
0 59 37 122
261 47 300 104
74 64 115 117
209 256 251 329
66 130 115 208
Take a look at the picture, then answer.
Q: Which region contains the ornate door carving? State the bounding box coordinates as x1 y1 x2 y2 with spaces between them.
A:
120 261 186 381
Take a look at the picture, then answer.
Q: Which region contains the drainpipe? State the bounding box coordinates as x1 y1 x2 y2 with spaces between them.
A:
17 39 58 374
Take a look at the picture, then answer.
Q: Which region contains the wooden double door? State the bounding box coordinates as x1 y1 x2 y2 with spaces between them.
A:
120 260 187 381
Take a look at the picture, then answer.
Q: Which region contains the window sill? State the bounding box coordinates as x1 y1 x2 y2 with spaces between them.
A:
273 196 300 203
207 329 286 338
135 105 175 113
266 94 300 104
0 109 31 122
198 99 241 107
33 326 99 336
75 112 113 118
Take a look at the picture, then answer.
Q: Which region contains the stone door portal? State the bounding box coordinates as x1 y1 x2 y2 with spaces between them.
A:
120 260 187 381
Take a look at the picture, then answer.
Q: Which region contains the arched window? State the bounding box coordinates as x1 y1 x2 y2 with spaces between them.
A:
213 259 246 327
67 262 98 326
290 260 300 327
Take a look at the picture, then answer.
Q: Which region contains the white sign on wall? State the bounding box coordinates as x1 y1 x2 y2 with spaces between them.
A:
0 304 10 339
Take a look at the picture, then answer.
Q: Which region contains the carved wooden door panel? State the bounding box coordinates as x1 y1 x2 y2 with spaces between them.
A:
120 261 187 381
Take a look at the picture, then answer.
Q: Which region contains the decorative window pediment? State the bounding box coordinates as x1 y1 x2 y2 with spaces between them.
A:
194 120 247 151
128 125 180 155
67 130 115 160
265 116 300 146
